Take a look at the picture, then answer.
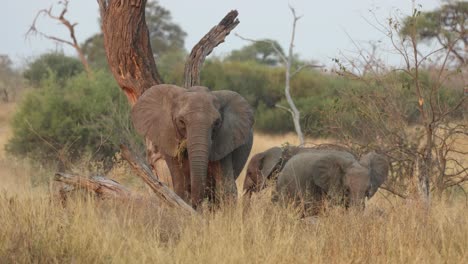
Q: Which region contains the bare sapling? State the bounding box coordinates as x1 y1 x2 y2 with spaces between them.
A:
237 6 323 145
27 0 91 76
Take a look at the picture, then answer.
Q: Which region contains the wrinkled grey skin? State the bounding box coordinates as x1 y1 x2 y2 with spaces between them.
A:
243 146 321 196
275 150 388 213
132 84 254 208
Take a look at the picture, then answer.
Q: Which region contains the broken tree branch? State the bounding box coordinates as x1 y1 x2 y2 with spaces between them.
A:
119 144 197 215
54 172 134 199
184 10 240 88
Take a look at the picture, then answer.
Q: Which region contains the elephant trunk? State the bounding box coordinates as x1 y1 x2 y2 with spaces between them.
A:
187 125 211 207
347 192 366 210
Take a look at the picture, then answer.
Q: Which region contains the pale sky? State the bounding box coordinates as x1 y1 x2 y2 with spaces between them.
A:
1 0 442 68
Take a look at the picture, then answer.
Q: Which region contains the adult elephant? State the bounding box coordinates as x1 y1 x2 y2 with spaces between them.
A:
132 84 254 208
275 150 388 214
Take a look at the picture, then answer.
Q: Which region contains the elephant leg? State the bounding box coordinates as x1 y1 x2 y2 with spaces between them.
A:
231 131 254 179
164 156 190 202
217 154 238 203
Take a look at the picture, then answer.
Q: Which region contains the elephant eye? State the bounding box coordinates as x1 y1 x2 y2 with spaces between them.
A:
212 119 222 133
176 118 186 137
213 118 221 129
177 118 185 127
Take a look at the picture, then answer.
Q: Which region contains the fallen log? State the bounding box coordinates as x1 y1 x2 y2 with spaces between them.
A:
119 144 197 215
54 172 133 199
54 145 197 215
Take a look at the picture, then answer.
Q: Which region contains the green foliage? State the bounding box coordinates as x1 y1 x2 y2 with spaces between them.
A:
23 53 83 87
200 59 346 136
146 0 187 57
226 39 285 66
202 60 283 107
82 34 108 70
400 1 467 64
158 50 187 86
6 70 136 165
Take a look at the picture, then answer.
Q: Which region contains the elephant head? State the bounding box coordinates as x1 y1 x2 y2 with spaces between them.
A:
311 151 388 208
243 147 283 196
131 84 254 206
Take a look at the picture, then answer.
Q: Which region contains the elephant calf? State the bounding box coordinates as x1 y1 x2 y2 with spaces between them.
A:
242 145 304 196
242 145 354 196
276 150 388 214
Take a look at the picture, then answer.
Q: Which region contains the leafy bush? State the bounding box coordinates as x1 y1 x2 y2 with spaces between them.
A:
23 53 83 87
6 70 138 166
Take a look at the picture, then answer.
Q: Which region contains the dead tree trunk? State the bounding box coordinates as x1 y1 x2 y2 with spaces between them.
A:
97 0 170 190
98 0 163 105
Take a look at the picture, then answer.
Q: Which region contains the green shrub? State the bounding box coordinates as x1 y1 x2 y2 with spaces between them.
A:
23 53 84 87
6 70 138 166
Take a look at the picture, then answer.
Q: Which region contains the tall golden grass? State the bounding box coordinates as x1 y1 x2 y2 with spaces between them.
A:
0 188 466 263
0 103 467 263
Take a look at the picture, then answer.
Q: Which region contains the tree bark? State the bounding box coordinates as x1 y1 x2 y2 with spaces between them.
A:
54 146 197 215
54 172 134 200
184 10 239 88
98 0 163 105
120 144 197 214
283 7 304 145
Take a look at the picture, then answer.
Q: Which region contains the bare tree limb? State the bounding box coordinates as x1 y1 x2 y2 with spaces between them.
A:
275 104 294 115
54 172 134 199
283 6 305 145
27 0 91 76
290 63 324 78
119 144 197 215
237 6 306 145
184 10 239 88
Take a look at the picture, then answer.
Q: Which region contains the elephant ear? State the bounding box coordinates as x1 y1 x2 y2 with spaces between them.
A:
260 147 283 179
210 90 254 161
312 154 349 194
131 84 186 157
243 151 265 193
360 151 389 197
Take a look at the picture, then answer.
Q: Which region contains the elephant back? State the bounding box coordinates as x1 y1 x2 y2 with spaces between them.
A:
276 150 355 201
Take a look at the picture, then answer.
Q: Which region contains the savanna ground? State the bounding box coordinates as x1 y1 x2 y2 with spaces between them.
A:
0 102 467 263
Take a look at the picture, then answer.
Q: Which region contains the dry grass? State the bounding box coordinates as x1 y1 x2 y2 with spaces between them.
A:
0 187 466 263
1 103 467 263
0 102 15 159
